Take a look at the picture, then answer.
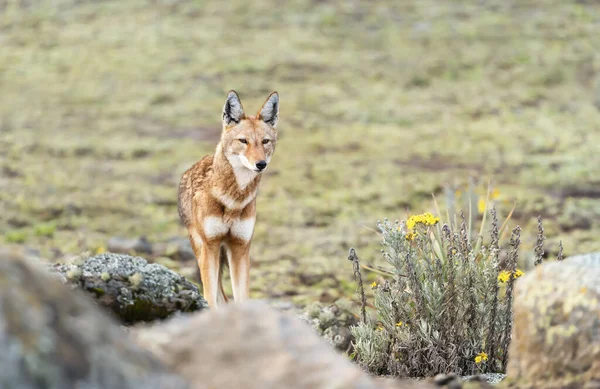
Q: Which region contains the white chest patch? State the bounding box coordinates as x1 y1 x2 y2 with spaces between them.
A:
203 216 229 239
230 217 255 242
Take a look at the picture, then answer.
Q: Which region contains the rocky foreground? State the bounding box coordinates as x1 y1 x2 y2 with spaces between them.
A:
0 250 187 389
0 249 598 389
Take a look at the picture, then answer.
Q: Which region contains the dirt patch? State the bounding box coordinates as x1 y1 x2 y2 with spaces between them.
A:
394 154 482 173
558 186 600 199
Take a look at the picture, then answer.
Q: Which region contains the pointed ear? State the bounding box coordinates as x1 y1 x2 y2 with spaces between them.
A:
222 90 245 126
258 92 279 127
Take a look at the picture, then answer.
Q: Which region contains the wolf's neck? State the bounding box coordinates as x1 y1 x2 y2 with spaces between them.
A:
214 143 261 192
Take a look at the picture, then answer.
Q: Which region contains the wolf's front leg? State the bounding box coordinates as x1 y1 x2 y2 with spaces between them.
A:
199 241 222 308
228 243 250 302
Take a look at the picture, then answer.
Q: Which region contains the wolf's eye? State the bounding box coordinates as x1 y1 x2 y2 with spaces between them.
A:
238 139 248 144
262 139 270 145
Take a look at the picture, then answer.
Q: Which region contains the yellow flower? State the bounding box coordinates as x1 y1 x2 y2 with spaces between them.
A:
376 325 384 331
406 212 440 230
370 281 378 289
405 232 416 241
491 188 501 200
475 351 488 364
478 198 487 214
499 269 525 283
514 269 524 279
395 321 404 327
498 270 511 283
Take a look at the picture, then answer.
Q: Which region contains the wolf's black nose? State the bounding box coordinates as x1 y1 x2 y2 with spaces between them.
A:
256 160 267 171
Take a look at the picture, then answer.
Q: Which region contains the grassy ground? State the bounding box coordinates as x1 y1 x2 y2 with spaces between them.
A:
1 0 600 305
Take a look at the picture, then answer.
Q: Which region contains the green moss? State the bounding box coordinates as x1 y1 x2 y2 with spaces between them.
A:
120 298 169 323
34 222 57 237
88 287 105 296
4 230 28 243
119 295 202 324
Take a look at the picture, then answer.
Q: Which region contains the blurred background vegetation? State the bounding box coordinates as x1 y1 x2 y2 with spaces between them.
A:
1 0 600 305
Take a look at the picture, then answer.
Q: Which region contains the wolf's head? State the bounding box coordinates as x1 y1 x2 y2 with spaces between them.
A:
220 90 279 174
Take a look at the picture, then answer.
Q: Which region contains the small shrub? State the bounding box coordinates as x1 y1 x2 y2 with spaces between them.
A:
350 189 548 378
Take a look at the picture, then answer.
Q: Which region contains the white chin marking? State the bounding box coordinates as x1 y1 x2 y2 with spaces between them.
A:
231 217 255 242
203 216 229 239
238 154 257 171
227 154 259 189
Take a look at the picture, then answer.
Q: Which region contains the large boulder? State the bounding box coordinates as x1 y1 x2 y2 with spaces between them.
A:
506 252 600 387
52 253 208 324
0 248 188 389
131 300 435 389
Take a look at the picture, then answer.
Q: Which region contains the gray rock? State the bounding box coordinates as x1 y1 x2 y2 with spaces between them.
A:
152 237 196 262
108 236 153 254
433 373 459 386
462 374 505 384
299 301 358 353
0 248 188 389
52 253 208 324
565 251 600 263
507 253 600 387
430 373 504 389
165 237 196 262
432 373 502 388
131 300 418 389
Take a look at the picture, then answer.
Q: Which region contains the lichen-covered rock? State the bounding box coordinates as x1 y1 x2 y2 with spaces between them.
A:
52 253 208 324
131 300 417 389
506 252 600 388
0 249 188 389
299 301 358 352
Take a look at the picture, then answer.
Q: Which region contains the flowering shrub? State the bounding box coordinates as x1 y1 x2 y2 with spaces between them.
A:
349 189 554 377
